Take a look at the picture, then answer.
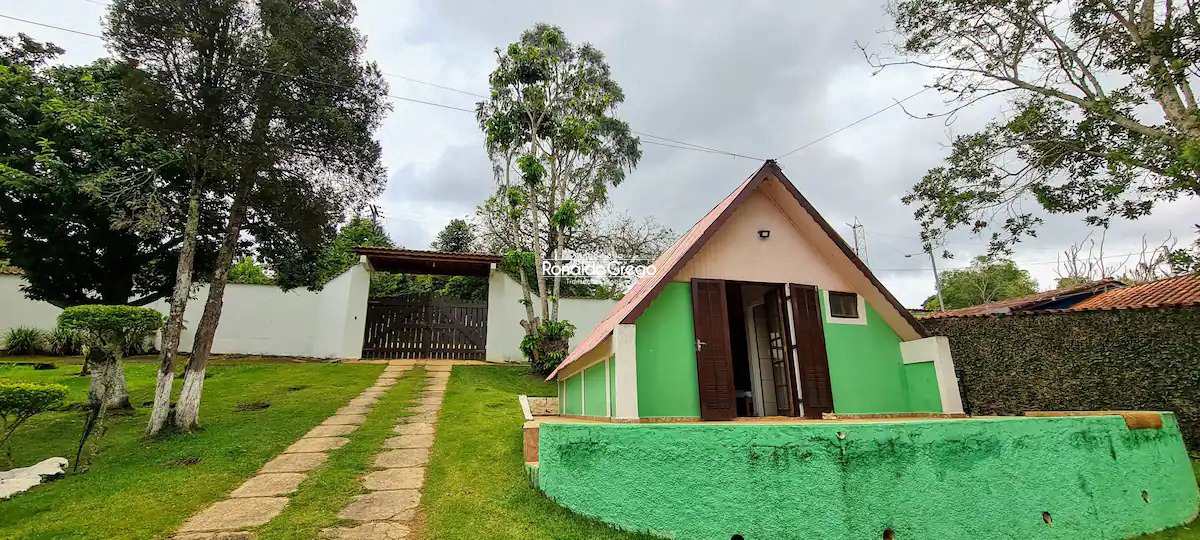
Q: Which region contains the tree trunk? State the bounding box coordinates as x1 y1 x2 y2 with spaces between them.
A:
146 179 202 435
174 187 249 431
87 344 131 410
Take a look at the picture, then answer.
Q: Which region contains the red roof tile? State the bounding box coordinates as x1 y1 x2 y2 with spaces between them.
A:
0 265 22 275
921 278 1124 319
1071 273 1200 311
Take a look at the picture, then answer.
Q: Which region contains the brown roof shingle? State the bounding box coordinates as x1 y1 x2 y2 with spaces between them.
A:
1071 273 1200 311
921 278 1124 319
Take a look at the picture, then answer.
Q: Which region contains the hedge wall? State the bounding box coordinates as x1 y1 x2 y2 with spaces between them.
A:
923 306 1200 452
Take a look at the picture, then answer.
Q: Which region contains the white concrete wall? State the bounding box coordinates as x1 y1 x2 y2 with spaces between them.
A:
0 265 369 359
1 274 62 332
484 270 617 363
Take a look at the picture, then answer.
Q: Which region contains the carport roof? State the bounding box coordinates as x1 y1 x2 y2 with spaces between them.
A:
354 247 500 277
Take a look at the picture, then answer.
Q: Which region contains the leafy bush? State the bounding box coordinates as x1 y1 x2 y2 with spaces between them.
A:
47 326 83 356
521 319 577 375
924 306 1200 450
2 327 47 355
0 382 68 448
58 305 164 350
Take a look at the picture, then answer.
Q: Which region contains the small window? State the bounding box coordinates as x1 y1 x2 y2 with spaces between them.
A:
828 291 859 319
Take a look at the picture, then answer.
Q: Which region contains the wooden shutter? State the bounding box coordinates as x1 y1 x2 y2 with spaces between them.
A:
788 284 834 418
691 279 736 421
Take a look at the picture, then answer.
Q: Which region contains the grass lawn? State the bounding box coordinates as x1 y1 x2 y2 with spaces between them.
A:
419 365 654 540
0 355 382 540
256 367 424 539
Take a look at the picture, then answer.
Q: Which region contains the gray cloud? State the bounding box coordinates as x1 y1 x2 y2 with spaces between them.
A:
5 0 1196 305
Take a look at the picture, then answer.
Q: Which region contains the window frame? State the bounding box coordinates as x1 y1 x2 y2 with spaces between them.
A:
822 290 867 325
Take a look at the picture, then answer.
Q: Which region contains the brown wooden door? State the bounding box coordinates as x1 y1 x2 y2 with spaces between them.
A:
691 279 736 421
788 284 834 418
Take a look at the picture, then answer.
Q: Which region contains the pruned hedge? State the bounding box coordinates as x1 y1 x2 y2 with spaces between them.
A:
923 306 1200 451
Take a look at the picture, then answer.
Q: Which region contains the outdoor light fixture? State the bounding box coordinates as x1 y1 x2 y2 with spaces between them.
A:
757 229 770 239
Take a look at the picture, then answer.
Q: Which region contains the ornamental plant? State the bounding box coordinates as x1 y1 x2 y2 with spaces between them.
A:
0 382 68 459
59 305 163 410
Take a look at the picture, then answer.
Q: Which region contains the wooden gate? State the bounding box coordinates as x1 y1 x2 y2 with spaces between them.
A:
361 298 487 360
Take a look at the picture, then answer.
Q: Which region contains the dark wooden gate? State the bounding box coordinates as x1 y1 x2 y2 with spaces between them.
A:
361 298 487 360
691 278 737 421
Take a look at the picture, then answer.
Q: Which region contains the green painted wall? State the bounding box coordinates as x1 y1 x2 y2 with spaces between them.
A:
583 363 607 417
607 357 615 417
634 281 701 418
903 361 942 412
563 374 582 416
537 414 1199 540
820 292 940 413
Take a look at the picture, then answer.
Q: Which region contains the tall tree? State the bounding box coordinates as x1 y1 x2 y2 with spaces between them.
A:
109 0 387 433
874 0 1200 263
476 24 641 372
923 257 1039 310
0 35 218 308
431 218 478 252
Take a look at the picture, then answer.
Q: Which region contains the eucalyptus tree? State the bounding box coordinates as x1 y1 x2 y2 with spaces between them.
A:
476 24 640 371
109 0 387 433
874 0 1200 265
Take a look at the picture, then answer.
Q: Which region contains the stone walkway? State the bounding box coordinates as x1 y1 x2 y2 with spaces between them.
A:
175 362 412 539
320 363 452 540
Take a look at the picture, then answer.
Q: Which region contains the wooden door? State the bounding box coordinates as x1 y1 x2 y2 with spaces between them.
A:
763 289 795 416
691 279 736 421
361 298 488 360
788 284 834 418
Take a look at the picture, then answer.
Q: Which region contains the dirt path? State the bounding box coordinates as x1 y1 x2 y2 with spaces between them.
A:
175 362 411 539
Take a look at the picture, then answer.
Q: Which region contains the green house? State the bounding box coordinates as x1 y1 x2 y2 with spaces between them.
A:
548 161 963 421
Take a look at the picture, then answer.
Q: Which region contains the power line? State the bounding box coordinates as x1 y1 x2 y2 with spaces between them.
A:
0 14 104 39
775 87 929 160
870 249 1151 272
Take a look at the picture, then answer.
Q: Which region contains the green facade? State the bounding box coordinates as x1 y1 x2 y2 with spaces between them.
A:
634 281 701 418
563 373 582 415
624 281 942 417
819 293 941 413
583 362 607 417
536 414 1199 540
607 357 615 417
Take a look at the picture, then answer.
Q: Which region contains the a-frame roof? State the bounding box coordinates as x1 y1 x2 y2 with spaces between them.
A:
548 160 926 380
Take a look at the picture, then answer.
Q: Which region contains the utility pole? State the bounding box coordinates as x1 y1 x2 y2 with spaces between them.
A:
847 218 867 264
906 246 945 311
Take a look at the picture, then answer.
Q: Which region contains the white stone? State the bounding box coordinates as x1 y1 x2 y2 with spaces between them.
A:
0 457 67 499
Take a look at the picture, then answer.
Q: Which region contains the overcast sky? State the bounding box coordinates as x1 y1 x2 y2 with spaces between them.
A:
4 0 1198 307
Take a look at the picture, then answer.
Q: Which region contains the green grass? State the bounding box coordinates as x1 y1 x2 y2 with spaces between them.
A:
419 365 654 540
257 367 425 539
0 356 382 540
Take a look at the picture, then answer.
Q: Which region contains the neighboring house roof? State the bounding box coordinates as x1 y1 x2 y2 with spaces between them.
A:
1071 273 1200 311
0 265 22 275
548 160 926 380
353 247 500 277
921 278 1125 319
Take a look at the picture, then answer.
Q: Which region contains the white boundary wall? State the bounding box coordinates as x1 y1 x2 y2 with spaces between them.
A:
0 263 369 359
484 269 616 363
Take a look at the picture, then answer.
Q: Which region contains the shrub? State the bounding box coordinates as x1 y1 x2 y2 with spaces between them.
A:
923 306 1200 451
521 319 576 375
58 305 164 351
0 382 68 448
3 327 47 355
47 326 83 356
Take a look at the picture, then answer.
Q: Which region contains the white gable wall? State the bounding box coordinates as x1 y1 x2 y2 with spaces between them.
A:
673 177 921 341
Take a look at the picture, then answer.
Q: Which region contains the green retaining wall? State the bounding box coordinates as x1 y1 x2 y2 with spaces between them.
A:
635 281 701 418
819 293 940 413
583 362 607 417
536 415 1198 540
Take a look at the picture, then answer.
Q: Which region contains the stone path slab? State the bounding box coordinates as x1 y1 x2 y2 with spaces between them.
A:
285 437 349 454
176 364 409 537
322 363 456 539
229 473 306 498
178 497 289 532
